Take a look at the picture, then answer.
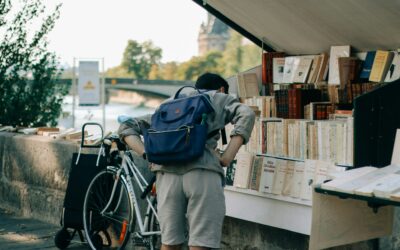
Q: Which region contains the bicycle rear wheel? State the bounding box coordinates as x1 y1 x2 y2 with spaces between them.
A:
83 168 134 250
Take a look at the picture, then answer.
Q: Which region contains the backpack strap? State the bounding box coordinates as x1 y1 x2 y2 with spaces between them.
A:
174 85 201 99
207 128 227 145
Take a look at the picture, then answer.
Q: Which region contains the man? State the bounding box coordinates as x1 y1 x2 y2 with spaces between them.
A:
118 72 255 250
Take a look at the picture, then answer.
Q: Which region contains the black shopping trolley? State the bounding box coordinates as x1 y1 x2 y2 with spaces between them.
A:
54 123 106 249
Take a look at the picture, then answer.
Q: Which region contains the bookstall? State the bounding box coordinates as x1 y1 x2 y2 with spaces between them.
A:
193 0 400 248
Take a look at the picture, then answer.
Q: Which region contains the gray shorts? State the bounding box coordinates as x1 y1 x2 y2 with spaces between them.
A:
156 169 226 248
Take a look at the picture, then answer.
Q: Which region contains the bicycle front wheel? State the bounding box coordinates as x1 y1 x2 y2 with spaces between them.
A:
83 168 134 250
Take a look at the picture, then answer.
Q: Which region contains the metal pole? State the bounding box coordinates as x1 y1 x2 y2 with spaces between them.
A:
72 58 76 128
102 58 106 132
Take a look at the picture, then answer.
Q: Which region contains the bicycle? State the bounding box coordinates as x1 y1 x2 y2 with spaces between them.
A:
82 132 161 250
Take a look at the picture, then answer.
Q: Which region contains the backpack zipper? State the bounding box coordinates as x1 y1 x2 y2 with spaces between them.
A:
147 125 193 134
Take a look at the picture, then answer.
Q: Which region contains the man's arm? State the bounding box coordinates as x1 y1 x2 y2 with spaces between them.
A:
219 135 243 167
124 135 146 158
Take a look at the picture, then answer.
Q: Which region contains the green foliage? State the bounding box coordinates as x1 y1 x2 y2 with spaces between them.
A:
0 0 67 127
111 26 261 81
176 51 224 81
121 40 162 79
220 30 261 77
106 65 134 78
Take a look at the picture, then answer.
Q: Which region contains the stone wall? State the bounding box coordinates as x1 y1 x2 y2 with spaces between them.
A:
0 132 398 249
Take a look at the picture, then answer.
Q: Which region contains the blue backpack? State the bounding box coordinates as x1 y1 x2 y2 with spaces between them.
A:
142 86 215 164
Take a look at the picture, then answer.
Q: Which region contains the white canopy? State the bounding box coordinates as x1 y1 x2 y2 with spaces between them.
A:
196 0 400 54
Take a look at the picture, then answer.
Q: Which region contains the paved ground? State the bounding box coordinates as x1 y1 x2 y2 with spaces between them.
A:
0 208 86 250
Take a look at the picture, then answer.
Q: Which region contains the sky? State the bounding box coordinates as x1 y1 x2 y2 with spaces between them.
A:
42 0 209 69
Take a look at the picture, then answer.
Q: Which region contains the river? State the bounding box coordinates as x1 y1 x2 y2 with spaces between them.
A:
58 95 159 135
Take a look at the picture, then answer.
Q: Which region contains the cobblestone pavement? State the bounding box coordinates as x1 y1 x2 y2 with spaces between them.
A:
0 208 86 250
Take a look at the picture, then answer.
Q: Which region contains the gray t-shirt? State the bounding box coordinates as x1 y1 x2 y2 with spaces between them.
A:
118 90 255 176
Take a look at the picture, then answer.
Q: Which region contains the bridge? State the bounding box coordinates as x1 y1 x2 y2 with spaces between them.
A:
58 78 195 98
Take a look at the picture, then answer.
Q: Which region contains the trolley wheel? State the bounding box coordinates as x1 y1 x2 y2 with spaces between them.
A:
54 228 71 249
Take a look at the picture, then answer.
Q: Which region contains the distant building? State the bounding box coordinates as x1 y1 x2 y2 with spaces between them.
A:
198 14 230 56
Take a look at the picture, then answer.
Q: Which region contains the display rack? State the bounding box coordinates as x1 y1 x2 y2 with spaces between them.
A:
224 186 312 235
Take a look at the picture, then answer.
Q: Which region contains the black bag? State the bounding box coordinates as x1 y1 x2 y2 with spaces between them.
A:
62 153 106 229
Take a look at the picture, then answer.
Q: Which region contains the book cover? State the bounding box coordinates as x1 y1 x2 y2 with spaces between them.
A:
259 157 277 193
249 155 264 190
334 165 400 194
273 57 286 84
369 50 394 82
354 174 400 197
299 159 318 200
385 51 400 82
282 160 295 196
293 58 313 83
271 159 288 195
233 151 254 189
308 55 321 84
320 166 377 191
316 53 329 83
290 161 305 198
359 51 376 79
328 45 351 85
338 57 361 89
282 56 296 83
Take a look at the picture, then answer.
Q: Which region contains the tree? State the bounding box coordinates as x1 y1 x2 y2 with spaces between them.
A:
121 40 162 79
176 51 224 81
160 62 178 80
106 65 134 78
0 0 67 127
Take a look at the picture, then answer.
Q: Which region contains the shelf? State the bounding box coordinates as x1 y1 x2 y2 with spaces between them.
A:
224 186 312 235
257 153 353 168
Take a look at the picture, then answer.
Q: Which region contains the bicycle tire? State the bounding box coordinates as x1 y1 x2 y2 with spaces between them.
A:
83 168 134 250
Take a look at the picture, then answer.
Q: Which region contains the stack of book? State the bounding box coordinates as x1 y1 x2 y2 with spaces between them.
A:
261 118 353 165
233 155 345 201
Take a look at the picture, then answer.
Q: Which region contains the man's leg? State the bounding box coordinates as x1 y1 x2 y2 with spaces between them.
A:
183 169 226 249
156 172 187 247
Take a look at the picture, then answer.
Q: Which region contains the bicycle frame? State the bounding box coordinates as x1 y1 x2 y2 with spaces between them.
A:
99 147 161 238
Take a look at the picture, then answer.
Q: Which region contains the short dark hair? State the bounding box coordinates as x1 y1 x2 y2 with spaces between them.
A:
195 72 229 94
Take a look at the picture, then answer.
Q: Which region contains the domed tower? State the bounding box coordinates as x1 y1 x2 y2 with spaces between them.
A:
198 14 230 56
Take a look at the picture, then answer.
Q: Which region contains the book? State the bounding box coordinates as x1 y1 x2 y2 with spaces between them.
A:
331 165 400 194
359 51 376 79
282 160 295 196
290 161 305 198
338 57 361 89
282 56 296 83
328 45 351 85
236 73 260 98
273 57 286 84
233 151 254 189
299 159 318 200
292 57 313 83
249 155 264 190
369 50 394 82
384 51 400 82
354 174 400 198
316 53 329 83
262 52 286 94
320 166 377 191
259 157 277 193
271 159 288 195
308 55 321 84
